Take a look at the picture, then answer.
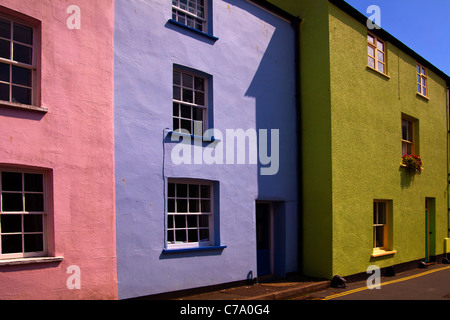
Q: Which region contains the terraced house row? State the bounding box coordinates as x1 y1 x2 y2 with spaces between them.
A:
0 0 448 299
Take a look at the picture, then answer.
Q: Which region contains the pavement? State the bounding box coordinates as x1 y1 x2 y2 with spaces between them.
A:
173 274 330 300
172 262 450 300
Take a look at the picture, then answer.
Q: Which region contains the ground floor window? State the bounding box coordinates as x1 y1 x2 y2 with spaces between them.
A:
166 179 213 248
0 169 47 259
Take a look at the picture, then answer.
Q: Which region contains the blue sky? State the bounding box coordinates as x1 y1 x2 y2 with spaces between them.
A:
344 0 450 76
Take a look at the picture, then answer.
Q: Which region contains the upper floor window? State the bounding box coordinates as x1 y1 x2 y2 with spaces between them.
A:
417 63 427 97
368 33 386 74
0 169 48 259
402 115 418 156
172 0 207 33
173 68 207 135
0 16 36 106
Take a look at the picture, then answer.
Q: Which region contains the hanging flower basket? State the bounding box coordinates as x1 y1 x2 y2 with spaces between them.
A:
400 154 423 174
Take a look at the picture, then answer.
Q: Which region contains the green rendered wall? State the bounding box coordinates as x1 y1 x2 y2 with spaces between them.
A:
268 0 449 280
328 2 448 277
267 0 334 278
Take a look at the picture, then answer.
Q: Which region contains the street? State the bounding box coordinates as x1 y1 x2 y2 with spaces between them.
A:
302 264 450 300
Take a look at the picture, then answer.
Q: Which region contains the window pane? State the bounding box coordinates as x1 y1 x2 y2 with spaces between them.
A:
417 64 421 73
173 71 181 85
174 214 186 228
199 215 209 228
200 185 210 198
0 39 10 59
167 215 174 229
24 174 43 192
2 172 22 191
0 63 9 82
0 83 9 101
195 91 204 105
368 46 374 57
189 199 199 212
11 86 31 105
24 214 42 232
167 229 174 243
13 43 32 65
421 78 426 86
173 103 179 117
182 88 193 103
188 229 198 242
173 117 180 131
0 214 22 233
378 62 385 73
377 202 386 224
182 73 193 88
422 67 426 75
25 194 44 212
181 119 191 133
368 34 374 44
199 228 209 242
0 18 11 39
377 40 384 51
422 87 426 96
374 226 384 248
193 107 203 121
188 184 199 198
173 85 181 101
377 51 384 62
2 193 23 211
187 214 198 228
12 66 31 87
24 234 43 252
175 229 186 242
1 234 22 253
368 56 375 68
176 199 187 213
168 183 175 197
201 200 210 213
176 183 187 198
417 84 421 94
194 77 204 91
13 23 33 45
168 199 175 213
180 104 191 119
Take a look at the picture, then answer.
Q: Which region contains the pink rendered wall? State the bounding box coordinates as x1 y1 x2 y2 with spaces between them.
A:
0 0 117 299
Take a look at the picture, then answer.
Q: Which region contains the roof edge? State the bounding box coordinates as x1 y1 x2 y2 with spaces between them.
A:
329 0 450 85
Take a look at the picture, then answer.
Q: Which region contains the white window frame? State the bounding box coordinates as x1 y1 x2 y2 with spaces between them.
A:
0 168 48 259
0 14 37 107
368 32 386 74
417 63 428 97
173 68 208 135
172 0 207 32
166 179 214 249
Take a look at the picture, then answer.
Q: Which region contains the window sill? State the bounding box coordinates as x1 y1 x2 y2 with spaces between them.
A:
169 130 221 142
0 100 48 113
162 245 227 254
167 19 218 42
416 92 429 101
371 250 397 258
0 256 63 266
366 66 390 79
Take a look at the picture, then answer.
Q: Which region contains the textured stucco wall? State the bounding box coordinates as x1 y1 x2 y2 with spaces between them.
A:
267 0 334 279
329 2 449 277
114 0 297 299
0 0 117 299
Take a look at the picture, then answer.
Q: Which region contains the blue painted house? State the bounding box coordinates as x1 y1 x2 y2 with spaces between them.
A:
114 0 299 299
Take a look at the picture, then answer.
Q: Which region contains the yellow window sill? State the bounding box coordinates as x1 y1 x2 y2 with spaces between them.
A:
416 92 429 101
371 249 397 258
366 66 391 79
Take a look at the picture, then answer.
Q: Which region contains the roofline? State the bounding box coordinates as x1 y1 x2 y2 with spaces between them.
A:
329 0 450 85
246 0 301 25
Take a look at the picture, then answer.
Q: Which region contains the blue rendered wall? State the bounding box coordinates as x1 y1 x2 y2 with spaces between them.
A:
114 0 297 299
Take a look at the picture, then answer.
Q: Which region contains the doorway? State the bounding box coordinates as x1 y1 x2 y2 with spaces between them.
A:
425 198 436 263
256 202 273 276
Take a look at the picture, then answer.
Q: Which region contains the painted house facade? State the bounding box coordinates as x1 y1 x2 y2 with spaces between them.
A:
268 0 450 279
0 1 117 299
114 0 299 299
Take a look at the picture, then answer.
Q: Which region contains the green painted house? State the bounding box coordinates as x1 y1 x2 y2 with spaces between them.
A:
266 0 450 279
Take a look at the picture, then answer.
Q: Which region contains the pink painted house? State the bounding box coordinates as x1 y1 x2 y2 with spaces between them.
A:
0 1 117 299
